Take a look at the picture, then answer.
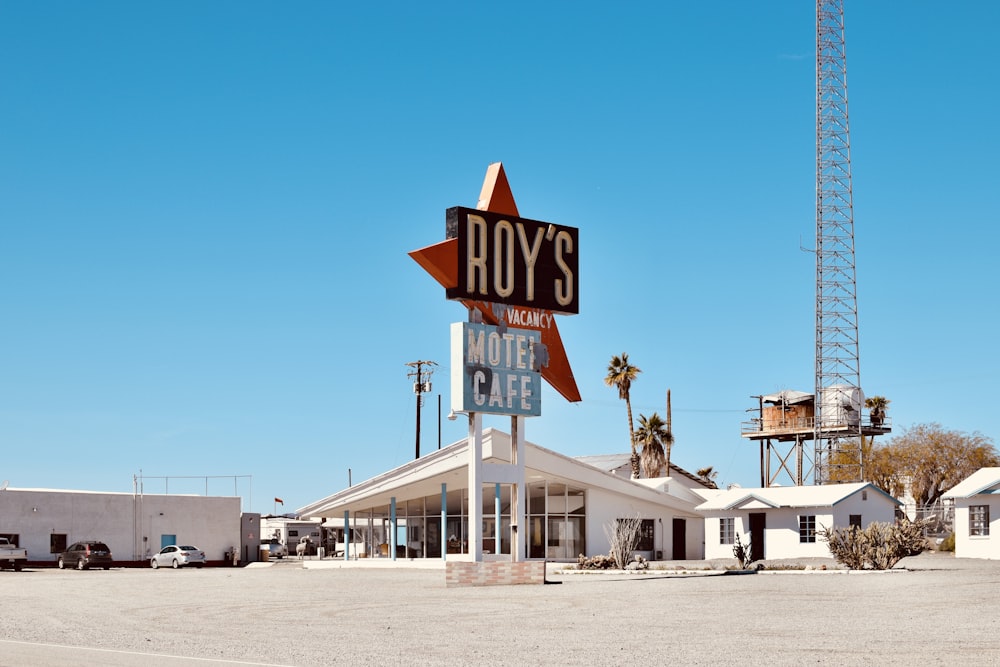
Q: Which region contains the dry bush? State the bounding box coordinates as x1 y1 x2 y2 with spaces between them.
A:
822 526 867 570
605 514 642 569
733 533 755 569
821 519 928 570
577 553 616 570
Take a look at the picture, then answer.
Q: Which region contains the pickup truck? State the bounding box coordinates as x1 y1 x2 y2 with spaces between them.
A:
0 537 27 571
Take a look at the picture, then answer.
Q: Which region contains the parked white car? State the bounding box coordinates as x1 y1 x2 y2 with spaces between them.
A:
262 539 287 559
0 536 27 571
150 545 206 569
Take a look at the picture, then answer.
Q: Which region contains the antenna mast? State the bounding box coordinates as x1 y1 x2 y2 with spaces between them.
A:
814 0 862 483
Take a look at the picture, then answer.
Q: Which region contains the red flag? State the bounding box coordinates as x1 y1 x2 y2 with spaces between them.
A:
275 497 283 504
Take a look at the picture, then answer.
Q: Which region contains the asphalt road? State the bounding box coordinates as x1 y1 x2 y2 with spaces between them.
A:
1 553 998 666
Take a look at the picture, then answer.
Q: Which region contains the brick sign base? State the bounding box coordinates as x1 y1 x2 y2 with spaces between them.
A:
445 561 547 587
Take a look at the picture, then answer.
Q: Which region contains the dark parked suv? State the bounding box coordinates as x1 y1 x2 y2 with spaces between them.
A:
58 541 113 570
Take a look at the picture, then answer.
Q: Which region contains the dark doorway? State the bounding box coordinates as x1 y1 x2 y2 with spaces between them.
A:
749 513 765 562
672 518 686 559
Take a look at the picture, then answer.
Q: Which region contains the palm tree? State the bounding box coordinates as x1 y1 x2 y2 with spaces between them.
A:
865 395 890 427
636 412 672 478
605 353 641 478
695 466 719 487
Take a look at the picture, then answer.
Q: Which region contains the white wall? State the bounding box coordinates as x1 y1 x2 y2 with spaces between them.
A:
704 515 738 560
702 492 898 561
953 496 1000 560
586 488 704 560
767 508 834 558
0 489 243 564
830 493 897 526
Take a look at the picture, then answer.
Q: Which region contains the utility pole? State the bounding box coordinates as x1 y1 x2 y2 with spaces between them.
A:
405 360 437 459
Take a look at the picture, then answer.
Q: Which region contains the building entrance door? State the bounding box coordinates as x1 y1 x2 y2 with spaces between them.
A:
749 513 765 562
672 518 686 559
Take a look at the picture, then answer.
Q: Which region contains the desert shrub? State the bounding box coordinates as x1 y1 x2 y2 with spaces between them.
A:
822 525 867 570
577 553 617 570
605 514 642 569
732 533 755 569
887 519 929 562
820 519 929 570
938 532 955 552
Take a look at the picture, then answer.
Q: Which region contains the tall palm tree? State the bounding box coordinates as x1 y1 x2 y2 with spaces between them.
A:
636 412 672 478
605 353 641 478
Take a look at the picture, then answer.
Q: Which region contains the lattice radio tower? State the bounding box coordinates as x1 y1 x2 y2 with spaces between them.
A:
740 1 888 486
814 0 862 483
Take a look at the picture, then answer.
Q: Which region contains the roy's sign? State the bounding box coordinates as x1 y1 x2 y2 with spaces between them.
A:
445 206 579 315
451 322 542 417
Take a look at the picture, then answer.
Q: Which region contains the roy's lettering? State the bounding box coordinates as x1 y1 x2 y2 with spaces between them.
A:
445 207 579 315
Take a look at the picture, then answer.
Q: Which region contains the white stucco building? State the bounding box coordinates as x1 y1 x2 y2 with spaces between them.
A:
297 428 711 562
0 487 256 565
943 467 1000 560
695 482 900 561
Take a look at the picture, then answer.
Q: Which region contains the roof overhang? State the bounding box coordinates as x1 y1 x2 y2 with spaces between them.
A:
298 428 702 518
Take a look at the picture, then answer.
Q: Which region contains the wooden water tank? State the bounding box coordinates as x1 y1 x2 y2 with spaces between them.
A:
761 402 814 432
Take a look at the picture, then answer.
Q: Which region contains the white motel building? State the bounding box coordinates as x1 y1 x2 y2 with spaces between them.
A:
297 427 711 562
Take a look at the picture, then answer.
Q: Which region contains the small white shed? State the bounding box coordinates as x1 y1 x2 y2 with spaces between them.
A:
695 482 900 561
942 467 1000 560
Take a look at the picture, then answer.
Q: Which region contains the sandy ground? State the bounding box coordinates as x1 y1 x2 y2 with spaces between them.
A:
1 552 998 666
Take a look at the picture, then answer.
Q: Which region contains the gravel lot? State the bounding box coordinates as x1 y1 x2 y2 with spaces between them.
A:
1 553 998 666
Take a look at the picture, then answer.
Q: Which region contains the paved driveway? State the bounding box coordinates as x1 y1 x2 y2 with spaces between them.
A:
1 553 997 666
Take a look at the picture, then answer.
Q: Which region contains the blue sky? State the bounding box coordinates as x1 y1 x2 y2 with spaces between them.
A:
2 2 997 514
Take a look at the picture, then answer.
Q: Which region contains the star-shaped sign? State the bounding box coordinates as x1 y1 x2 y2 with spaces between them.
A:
409 163 581 403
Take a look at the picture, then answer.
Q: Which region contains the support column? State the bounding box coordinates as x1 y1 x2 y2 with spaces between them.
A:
441 483 447 561
343 510 349 561
511 415 526 561
467 412 483 561
795 435 804 486
494 483 501 555
390 497 397 562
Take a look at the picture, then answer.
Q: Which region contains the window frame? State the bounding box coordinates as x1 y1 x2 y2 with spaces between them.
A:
636 519 654 552
799 515 817 543
970 504 990 537
719 517 736 545
50 534 68 554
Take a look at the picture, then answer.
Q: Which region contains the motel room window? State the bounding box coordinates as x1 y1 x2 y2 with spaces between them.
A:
636 520 654 552
970 505 990 537
799 515 817 543
720 518 736 545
